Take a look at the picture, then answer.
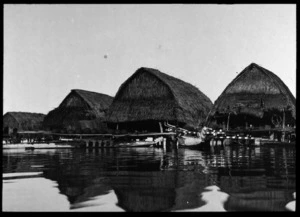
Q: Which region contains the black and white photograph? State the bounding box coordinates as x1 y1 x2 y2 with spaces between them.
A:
3 4 296 212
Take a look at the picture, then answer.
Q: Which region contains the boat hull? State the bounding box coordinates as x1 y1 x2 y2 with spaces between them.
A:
116 141 155 148
177 136 202 147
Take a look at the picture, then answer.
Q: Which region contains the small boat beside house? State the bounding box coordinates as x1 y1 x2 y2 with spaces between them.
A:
176 127 213 147
177 136 202 147
165 122 213 147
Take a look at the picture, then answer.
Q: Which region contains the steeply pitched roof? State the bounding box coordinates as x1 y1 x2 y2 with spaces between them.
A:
5 112 45 124
3 112 45 130
71 89 113 113
108 67 213 128
211 63 296 118
135 67 213 113
43 89 114 130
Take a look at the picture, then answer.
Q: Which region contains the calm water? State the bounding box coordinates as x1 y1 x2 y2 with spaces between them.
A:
2 144 296 212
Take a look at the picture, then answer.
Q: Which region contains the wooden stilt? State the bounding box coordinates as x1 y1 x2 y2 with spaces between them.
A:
282 108 286 129
159 122 163 133
226 113 231 131
282 109 286 142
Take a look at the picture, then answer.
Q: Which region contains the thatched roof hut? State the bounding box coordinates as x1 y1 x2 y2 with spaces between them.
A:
208 63 296 130
106 67 213 132
43 89 113 133
3 112 45 134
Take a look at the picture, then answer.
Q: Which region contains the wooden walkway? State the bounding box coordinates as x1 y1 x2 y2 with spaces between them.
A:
5 131 176 149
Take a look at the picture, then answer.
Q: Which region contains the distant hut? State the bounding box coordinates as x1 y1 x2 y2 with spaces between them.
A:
207 63 296 132
43 89 113 133
3 112 45 135
106 67 213 133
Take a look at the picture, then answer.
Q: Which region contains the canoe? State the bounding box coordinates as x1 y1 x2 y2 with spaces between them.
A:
116 141 156 147
177 136 203 146
177 127 213 147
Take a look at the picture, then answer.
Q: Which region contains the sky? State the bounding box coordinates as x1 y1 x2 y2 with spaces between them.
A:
3 4 296 115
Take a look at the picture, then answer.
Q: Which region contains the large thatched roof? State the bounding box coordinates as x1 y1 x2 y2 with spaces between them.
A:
210 63 296 119
106 67 213 129
61 89 113 117
43 89 113 131
3 112 45 131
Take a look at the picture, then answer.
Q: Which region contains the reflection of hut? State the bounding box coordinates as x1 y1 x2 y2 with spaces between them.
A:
106 67 213 133
225 190 293 211
207 63 296 134
43 89 113 133
3 112 45 135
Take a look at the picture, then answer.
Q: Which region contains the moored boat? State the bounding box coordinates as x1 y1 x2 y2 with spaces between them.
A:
176 127 213 147
177 135 202 146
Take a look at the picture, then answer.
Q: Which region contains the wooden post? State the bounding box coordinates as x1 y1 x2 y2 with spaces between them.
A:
282 109 286 142
222 121 226 130
226 113 231 131
282 109 286 129
159 122 163 133
163 138 166 150
116 124 119 131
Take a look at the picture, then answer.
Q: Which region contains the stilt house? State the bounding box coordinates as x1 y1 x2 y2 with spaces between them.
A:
207 63 296 135
106 67 213 133
43 89 113 133
3 112 45 135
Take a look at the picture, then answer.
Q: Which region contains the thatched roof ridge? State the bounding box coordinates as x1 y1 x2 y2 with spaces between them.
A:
108 67 213 128
4 112 45 124
211 63 296 118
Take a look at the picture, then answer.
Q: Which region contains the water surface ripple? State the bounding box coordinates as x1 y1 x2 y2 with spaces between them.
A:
2 145 296 212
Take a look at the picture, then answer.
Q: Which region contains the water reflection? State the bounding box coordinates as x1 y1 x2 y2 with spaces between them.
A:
2 144 296 212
